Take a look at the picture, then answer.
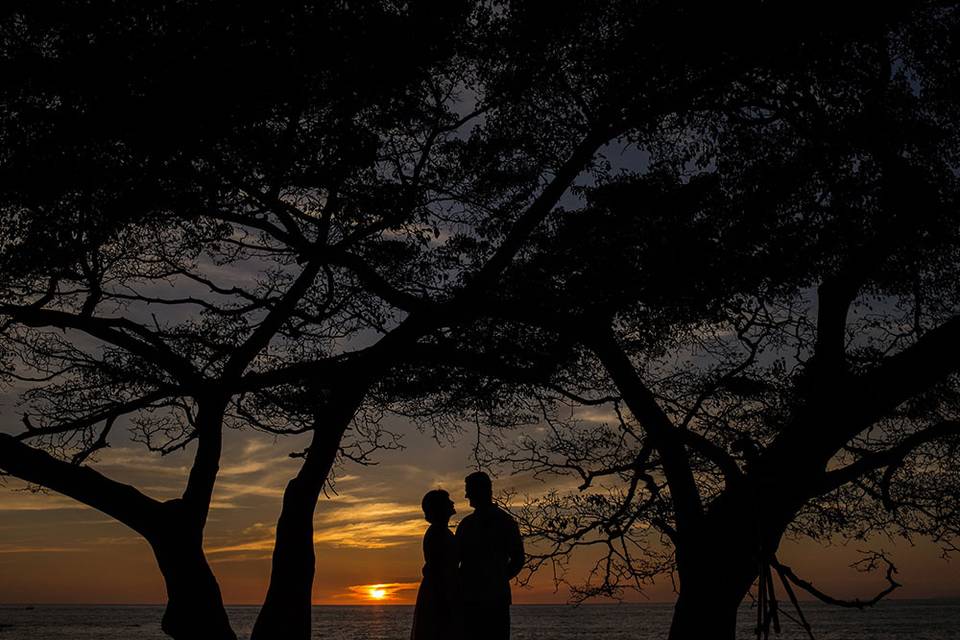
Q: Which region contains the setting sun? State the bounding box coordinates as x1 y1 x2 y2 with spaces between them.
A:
344 582 419 604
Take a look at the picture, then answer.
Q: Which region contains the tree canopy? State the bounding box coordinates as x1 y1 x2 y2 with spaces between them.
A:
443 4 960 638
1 2 958 640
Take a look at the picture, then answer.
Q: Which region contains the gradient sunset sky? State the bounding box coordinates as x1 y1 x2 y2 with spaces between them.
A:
1 413 957 606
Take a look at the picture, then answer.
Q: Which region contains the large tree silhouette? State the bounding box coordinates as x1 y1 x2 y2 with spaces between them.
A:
2 2 955 640
435 4 960 639
0 3 484 638
0 2 726 638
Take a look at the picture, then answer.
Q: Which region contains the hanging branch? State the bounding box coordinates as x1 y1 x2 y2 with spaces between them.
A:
772 552 901 610
753 550 900 640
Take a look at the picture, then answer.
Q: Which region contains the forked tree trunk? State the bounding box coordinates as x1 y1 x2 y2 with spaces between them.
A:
0 432 236 639
251 391 363 640
152 398 236 640
666 495 781 640
152 533 236 640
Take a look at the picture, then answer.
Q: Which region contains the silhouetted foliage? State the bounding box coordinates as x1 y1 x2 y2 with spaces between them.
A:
415 3 960 639
1 2 489 638
2 2 957 640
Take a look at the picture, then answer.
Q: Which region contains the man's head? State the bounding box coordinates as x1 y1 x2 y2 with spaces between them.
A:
464 471 493 509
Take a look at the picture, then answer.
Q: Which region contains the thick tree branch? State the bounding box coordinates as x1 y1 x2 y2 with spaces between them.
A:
812 277 857 377
236 352 359 391
459 132 608 294
817 420 960 495
179 396 228 527
222 259 323 379
327 249 435 312
17 390 173 441
207 209 304 250
588 328 704 533
846 316 960 435
404 342 562 382
772 553 900 609
235 181 311 248
0 433 162 537
0 305 200 384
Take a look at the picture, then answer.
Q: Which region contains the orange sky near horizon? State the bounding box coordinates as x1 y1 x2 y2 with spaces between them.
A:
1 422 958 607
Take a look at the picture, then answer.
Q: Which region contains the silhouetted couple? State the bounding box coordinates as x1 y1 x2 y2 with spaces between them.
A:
411 471 525 640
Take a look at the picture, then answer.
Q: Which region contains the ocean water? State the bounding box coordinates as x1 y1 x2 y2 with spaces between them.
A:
0 601 958 639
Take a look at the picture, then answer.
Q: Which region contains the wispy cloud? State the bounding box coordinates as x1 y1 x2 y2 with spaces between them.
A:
0 491 90 512
572 406 618 424
0 544 82 554
313 519 425 549
207 538 276 555
316 501 422 524
219 460 273 477
214 481 285 500
207 515 426 556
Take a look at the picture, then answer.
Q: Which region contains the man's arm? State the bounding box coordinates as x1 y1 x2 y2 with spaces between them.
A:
505 517 525 579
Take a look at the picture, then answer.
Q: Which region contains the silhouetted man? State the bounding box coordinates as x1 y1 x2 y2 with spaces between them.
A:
456 471 525 640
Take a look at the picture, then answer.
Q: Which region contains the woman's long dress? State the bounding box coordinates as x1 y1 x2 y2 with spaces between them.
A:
410 523 461 640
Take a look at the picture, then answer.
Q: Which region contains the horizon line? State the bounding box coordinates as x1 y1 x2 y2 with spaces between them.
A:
2 596 959 607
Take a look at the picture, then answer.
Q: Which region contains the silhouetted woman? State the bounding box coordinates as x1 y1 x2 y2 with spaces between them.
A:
411 489 462 640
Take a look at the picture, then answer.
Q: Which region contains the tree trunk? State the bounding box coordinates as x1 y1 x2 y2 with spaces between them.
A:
1 404 236 640
250 389 363 640
666 493 780 640
668 569 755 640
147 397 235 640
249 475 322 640
151 524 237 640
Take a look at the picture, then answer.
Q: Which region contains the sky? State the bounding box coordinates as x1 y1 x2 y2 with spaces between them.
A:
0 416 957 607
0 142 956 608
